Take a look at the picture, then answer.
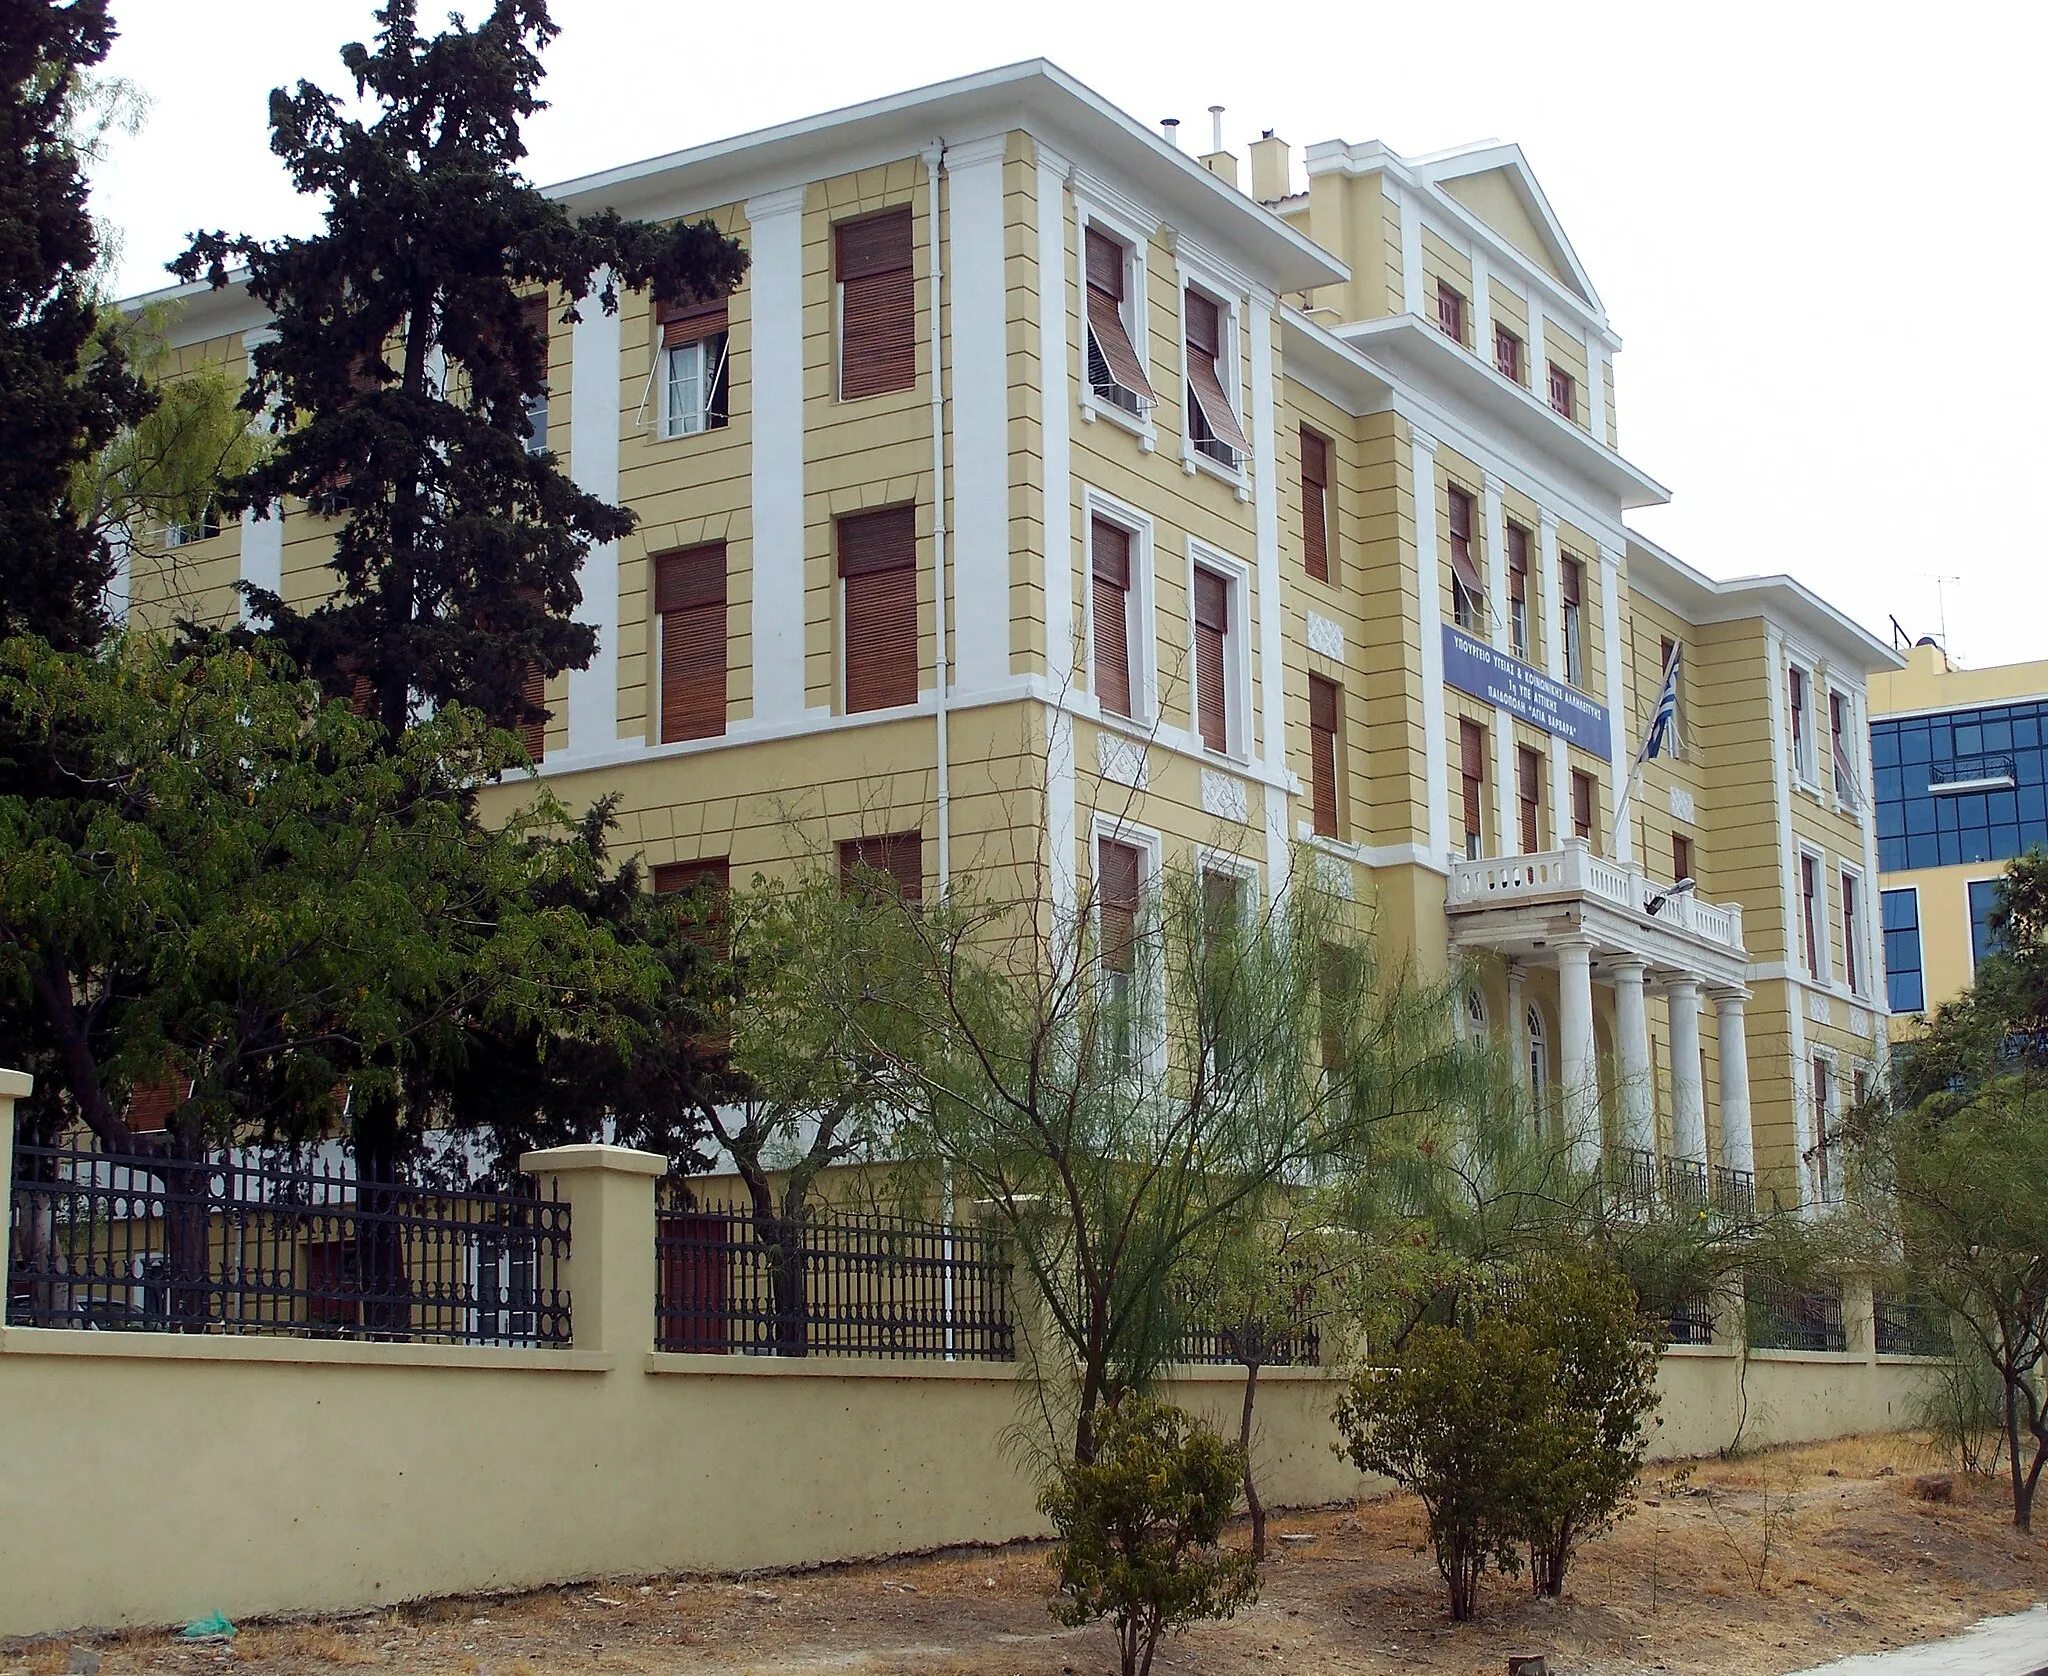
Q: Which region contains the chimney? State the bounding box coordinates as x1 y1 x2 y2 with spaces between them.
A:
1199 104 1238 187
1249 130 1291 202
1160 116 1181 148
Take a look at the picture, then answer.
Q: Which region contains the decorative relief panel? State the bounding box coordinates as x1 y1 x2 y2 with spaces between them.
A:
1668 785 1697 824
1305 611 1345 661
1200 767 1249 824
1098 731 1148 790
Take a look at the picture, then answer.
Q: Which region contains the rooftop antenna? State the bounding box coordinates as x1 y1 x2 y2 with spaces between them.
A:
1929 573 1961 658
1209 105 1225 153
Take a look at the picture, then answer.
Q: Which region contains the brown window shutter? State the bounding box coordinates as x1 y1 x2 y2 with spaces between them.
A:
837 208 915 399
1309 675 1341 838
653 858 731 896
1183 288 1251 455
839 508 918 713
1459 718 1486 782
1085 228 1124 297
1201 869 1242 937
1447 486 1484 607
1506 523 1529 602
1571 770 1594 841
1300 429 1330 583
521 661 546 759
522 295 551 342
1098 838 1142 973
1193 569 1231 753
839 831 923 905
1516 745 1542 852
658 296 729 350
1091 518 1133 718
126 1079 183 1135
1084 228 1155 405
656 544 728 742
1561 557 1582 608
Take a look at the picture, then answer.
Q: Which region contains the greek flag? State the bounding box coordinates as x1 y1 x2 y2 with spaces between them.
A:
1638 644 1682 765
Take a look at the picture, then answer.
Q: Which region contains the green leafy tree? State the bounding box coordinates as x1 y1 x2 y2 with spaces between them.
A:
1334 1311 1545 1620
1038 1394 1258 1676
1509 1256 1663 1596
173 0 746 743
0 633 689 1316
842 855 1487 1463
0 0 152 650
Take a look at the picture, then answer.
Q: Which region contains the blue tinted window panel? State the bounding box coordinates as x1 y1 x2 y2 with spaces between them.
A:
1969 878 2003 968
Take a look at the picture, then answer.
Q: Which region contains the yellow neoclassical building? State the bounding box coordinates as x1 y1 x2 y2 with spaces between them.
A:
124 61 1902 1217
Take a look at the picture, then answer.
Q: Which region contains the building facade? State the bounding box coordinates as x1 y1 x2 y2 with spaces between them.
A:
124 60 1900 1216
1870 639 2048 1020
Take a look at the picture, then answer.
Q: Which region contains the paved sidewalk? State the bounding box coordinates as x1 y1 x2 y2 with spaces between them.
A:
1791 1605 2047 1674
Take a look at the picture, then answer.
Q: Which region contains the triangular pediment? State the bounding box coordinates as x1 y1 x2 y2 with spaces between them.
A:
1426 148 1599 311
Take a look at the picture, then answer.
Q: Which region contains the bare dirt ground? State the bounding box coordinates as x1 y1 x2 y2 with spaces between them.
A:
15 1436 2048 1676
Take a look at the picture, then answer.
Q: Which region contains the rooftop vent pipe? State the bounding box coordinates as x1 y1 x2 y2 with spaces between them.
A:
1161 117 1180 148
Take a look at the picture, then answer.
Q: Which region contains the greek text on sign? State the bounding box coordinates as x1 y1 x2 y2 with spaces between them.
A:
1441 625 1612 758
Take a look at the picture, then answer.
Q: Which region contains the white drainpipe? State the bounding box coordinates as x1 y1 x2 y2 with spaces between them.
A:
924 141 952 902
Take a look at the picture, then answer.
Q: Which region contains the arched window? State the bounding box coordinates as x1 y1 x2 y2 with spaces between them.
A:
1462 987 1489 1044
1525 1004 1549 1100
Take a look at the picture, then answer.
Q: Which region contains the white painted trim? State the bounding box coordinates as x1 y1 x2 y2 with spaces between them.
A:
1585 339 1607 444
1038 147 1079 929
1184 538 1256 767
1837 858 1871 1003
566 270 622 756
1087 809 1169 1084
1598 544 1630 862
1081 486 1159 724
1174 259 1252 493
1538 514 1571 843
1796 839 1833 986
238 504 282 619
1248 301 1289 885
946 141 1011 696
744 192 809 725
1468 244 1492 380
1398 187 1426 317
1071 190 1160 453
1411 428 1452 865
1481 475 1515 851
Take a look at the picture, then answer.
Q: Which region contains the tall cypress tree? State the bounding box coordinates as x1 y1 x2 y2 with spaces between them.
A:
176 0 745 743
0 0 151 651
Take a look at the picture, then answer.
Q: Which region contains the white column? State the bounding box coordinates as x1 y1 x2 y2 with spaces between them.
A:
1611 957 1654 1160
1556 936 1600 1169
1250 295 1290 886
745 187 809 725
1668 978 1706 1163
1035 146 1078 928
1411 426 1451 866
1505 961 1527 1093
566 267 622 755
945 137 1011 696
1714 988 1754 1176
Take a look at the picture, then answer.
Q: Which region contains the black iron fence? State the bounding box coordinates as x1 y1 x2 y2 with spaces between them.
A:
1174 1279 1324 1368
1874 1294 1949 1357
654 1185 1013 1360
1634 1278 1716 1346
1746 1273 1846 1353
6 1141 570 1346
1713 1165 1756 1221
1662 1156 1709 1214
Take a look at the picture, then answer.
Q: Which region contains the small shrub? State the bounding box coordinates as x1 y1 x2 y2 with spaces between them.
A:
1334 1315 1544 1619
1038 1395 1260 1676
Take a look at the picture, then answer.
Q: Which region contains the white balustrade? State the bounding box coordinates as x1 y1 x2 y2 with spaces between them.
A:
1447 844 1745 954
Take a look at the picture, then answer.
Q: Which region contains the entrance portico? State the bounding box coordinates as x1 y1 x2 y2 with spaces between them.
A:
1447 840 1754 1210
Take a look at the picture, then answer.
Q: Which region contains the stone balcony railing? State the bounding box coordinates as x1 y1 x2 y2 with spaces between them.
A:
1446 842 1746 954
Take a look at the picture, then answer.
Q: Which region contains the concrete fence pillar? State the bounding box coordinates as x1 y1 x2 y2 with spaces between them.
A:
518 1144 666 1356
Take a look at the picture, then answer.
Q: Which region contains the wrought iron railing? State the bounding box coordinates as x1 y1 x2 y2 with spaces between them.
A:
6 1141 569 1345
1746 1273 1845 1353
1662 1156 1709 1213
1607 1146 1656 1216
1636 1281 1715 1346
1874 1294 1949 1357
1713 1165 1757 1221
1175 1276 1323 1368
654 1184 1013 1360
1929 751 2017 790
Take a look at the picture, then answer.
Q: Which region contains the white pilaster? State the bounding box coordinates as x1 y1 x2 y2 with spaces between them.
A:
1764 622 1811 1208
1714 988 1755 1177
1411 427 1450 866
946 137 1011 696
1506 960 1527 1096
1538 512 1569 842
1399 190 1425 317
1483 474 1515 850
566 268 622 754
1556 935 1600 1170
1250 297 1290 886
1035 147 1078 927
1612 957 1654 1159
745 187 809 725
1526 302 1546 395
237 329 282 622
1598 542 1630 862
1586 342 1607 443
1668 978 1706 1163
1469 245 1492 366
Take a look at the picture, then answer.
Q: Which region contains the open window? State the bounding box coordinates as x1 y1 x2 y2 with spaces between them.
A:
657 297 730 438
1505 522 1531 659
1182 286 1249 472
1083 226 1154 418
1448 486 1483 631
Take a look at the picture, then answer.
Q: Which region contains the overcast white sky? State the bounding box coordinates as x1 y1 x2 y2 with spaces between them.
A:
89 0 2045 670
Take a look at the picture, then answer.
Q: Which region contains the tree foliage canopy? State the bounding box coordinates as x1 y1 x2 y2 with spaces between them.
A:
173 0 746 740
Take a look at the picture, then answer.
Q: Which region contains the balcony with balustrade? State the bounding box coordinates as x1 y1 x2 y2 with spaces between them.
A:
1446 838 1756 1194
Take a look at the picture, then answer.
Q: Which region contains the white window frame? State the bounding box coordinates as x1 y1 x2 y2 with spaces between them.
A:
1965 872 2006 980
1081 488 1159 726
1461 984 1490 1046
1787 658 1820 789
1559 553 1586 689
1088 814 1167 1082
1525 1002 1550 1103
1184 540 1255 765
1826 683 1860 812
1074 197 1158 452
1839 861 1869 999
658 331 729 441
1175 267 1249 492
1807 1046 1843 1205
1797 841 1831 984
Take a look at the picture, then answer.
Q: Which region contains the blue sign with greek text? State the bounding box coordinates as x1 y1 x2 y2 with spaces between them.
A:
1441 625 1611 758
